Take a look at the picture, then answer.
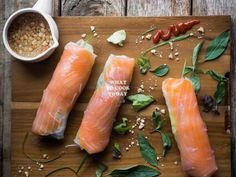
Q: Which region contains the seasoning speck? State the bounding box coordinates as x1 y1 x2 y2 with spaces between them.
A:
145 34 152 40
81 33 87 38
90 26 96 32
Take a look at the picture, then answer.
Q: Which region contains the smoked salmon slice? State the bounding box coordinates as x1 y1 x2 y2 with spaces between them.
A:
32 40 96 139
162 78 218 177
74 54 135 154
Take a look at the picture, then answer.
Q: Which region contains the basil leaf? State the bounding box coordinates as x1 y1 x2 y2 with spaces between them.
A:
206 70 226 82
107 30 126 46
137 55 151 74
160 132 171 157
138 132 158 167
152 110 161 128
127 94 154 112
112 143 122 159
205 29 230 61
150 64 169 77
183 66 193 76
113 118 131 135
96 162 108 177
214 81 226 104
192 41 204 68
152 110 165 131
188 73 200 93
108 165 161 177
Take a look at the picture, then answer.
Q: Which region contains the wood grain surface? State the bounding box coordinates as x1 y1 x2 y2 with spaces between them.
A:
127 0 191 16
11 16 231 177
1 0 236 177
192 1 236 175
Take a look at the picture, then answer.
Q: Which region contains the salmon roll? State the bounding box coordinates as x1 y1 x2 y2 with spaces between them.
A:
32 40 96 139
162 78 218 177
74 54 135 154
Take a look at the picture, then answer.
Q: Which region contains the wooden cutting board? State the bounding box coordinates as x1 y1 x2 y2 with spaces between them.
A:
11 16 231 177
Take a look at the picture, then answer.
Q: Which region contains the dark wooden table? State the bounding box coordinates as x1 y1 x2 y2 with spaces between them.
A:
0 0 235 177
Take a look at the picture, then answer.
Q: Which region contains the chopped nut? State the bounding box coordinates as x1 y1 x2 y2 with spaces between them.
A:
18 170 22 174
125 147 129 151
160 109 166 114
190 32 194 36
24 171 29 177
93 33 98 37
169 41 173 50
168 53 173 59
156 156 160 160
150 49 157 55
175 58 180 61
145 34 152 40
141 35 145 40
159 54 163 58
161 164 165 167
174 52 179 56
135 39 138 44
43 154 48 159
174 161 178 165
138 123 145 130
197 26 205 33
39 164 44 169
81 33 87 38
90 26 96 32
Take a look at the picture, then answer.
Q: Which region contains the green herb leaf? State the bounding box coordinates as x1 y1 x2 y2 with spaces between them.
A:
205 29 230 61
150 64 169 77
152 110 165 131
138 132 158 167
137 55 151 74
107 30 126 46
127 94 154 112
206 70 227 104
160 132 171 157
206 70 227 82
96 162 108 177
108 165 161 177
183 66 193 76
192 41 204 68
214 81 226 104
112 143 122 159
188 73 200 93
113 118 131 135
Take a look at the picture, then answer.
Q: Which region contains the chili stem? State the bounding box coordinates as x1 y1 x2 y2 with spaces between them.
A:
76 152 89 174
141 25 158 35
44 167 78 177
143 33 191 55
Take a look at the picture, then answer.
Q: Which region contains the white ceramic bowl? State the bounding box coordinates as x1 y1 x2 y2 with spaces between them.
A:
2 0 59 62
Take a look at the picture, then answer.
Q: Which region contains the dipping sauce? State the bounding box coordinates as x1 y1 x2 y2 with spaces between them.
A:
8 12 53 58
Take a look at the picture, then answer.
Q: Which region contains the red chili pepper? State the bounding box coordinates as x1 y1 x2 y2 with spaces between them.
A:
152 20 200 44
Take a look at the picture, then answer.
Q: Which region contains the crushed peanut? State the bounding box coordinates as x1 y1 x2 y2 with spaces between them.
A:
8 12 53 58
